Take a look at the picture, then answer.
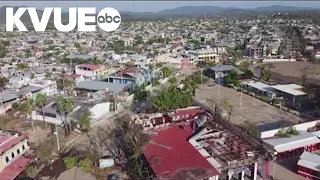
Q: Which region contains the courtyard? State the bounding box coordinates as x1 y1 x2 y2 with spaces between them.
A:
195 83 304 131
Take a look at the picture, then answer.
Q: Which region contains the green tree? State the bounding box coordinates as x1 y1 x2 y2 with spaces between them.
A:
30 73 35 79
78 158 92 173
63 156 78 169
56 96 74 135
240 120 257 136
0 41 7 58
113 40 125 54
35 93 48 127
74 42 81 50
91 57 103 65
45 71 52 79
21 98 35 131
259 65 272 82
79 110 92 130
224 71 240 87
0 77 9 89
168 76 178 86
56 78 74 95
17 63 28 70
25 49 32 58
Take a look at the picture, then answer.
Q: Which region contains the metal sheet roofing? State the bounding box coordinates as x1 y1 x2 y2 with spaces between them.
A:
76 81 128 93
242 81 273 92
209 65 236 72
144 124 219 179
263 131 320 153
298 151 320 172
271 84 306 96
0 93 19 103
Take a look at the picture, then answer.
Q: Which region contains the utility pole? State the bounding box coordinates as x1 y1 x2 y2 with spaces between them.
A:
240 84 244 109
0 99 6 116
55 124 60 151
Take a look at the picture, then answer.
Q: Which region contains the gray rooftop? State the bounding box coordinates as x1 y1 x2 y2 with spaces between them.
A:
76 81 128 93
209 65 236 72
66 54 93 60
0 93 19 103
17 86 43 95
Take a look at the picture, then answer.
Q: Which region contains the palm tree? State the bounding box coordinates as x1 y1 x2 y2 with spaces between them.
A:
222 99 233 121
35 93 48 127
206 98 219 114
168 77 178 86
21 98 35 131
241 120 257 136
259 64 272 82
56 96 74 135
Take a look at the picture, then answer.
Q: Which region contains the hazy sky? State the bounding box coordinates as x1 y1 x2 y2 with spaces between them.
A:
1 1 320 12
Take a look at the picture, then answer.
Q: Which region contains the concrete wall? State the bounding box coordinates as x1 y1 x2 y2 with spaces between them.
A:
0 137 29 172
32 114 63 125
263 59 296 62
260 120 320 138
90 103 110 121
126 94 134 103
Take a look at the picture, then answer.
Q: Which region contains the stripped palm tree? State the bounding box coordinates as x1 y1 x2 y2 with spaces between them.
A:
56 96 74 135
21 98 35 131
35 93 48 127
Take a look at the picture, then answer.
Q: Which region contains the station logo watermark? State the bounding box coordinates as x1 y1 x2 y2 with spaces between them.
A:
6 7 121 32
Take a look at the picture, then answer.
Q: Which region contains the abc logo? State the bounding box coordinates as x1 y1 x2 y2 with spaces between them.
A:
97 7 121 32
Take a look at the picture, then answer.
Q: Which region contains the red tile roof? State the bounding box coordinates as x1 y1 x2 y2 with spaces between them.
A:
0 135 27 155
144 124 219 179
114 66 137 77
0 156 33 180
77 64 102 71
63 74 82 79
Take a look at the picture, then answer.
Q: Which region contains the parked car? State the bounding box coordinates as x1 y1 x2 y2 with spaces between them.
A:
108 174 119 180
135 108 142 114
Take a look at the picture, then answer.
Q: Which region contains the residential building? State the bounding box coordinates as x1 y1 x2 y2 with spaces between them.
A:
205 65 238 83
189 48 221 63
29 80 58 96
0 131 32 180
75 64 105 80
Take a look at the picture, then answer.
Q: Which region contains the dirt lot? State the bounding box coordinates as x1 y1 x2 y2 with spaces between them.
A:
266 61 320 85
195 83 304 131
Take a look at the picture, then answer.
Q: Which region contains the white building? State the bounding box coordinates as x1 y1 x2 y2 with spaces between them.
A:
75 64 104 79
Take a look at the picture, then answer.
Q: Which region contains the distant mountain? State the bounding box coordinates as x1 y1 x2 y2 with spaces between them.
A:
253 5 317 12
0 5 319 25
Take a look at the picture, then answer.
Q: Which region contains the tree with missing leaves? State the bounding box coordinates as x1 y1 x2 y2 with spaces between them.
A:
300 67 314 86
21 98 35 131
0 77 9 89
35 93 48 127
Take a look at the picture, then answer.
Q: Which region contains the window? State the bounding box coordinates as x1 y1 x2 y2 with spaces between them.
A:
5 156 9 163
11 152 15 158
22 145 25 150
17 149 20 154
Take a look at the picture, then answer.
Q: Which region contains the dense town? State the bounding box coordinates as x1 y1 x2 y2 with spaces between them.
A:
1 3 320 180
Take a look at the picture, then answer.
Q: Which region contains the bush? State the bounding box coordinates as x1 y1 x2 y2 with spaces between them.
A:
78 158 92 173
286 127 300 135
25 165 36 176
11 103 20 110
63 157 78 169
275 129 291 138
